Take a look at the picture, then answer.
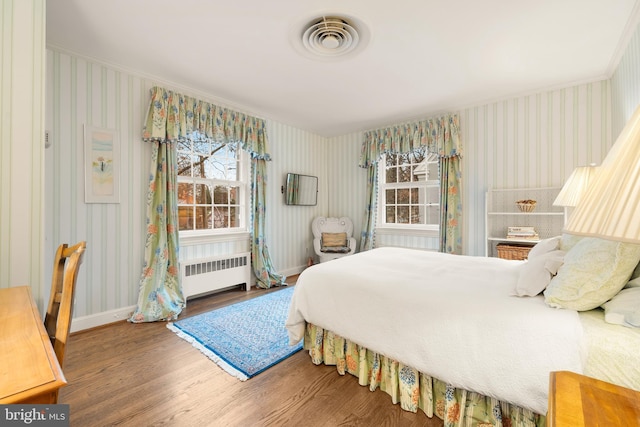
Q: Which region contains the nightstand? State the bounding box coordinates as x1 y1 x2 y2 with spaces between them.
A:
548 371 640 426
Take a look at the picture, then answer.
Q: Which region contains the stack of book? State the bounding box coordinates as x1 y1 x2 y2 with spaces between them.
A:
506 226 539 240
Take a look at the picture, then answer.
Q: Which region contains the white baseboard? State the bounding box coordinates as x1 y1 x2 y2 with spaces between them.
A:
71 305 136 333
279 265 306 278
70 267 303 333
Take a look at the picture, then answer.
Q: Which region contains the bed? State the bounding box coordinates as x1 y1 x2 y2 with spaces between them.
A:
285 242 640 426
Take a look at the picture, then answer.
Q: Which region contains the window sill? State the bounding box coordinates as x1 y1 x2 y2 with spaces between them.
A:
179 230 251 246
375 226 439 238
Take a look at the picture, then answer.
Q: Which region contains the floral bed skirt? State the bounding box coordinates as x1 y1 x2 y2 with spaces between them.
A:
304 323 546 427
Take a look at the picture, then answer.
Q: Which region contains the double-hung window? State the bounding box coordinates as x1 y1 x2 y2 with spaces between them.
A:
176 138 248 235
377 149 440 232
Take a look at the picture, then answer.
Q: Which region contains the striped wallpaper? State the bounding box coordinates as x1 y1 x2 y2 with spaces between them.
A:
38 17 640 329
45 52 149 318
265 119 328 276
460 81 612 255
326 82 613 255
326 132 368 248
0 0 46 305
45 48 332 325
611 14 640 137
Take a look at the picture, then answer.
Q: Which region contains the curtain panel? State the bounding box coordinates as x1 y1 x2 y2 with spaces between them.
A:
439 156 463 253
359 165 378 251
130 141 184 322
359 114 463 254
252 159 286 288
132 87 284 322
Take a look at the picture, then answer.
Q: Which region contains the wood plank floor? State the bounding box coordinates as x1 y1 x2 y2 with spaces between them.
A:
60 277 443 426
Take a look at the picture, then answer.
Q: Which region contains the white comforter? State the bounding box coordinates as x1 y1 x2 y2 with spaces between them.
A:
286 247 585 415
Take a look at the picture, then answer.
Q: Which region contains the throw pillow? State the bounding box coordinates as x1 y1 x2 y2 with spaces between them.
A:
602 287 640 327
543 237 640 311
527 236 561 260
321 246 350 254
513 250 565 297
321 232 347 247
321 232 348 253
559 233 584 252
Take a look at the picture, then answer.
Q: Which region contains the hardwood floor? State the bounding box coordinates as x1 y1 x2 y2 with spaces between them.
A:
60 277 443 426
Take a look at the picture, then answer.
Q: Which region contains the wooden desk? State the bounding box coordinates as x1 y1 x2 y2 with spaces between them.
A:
548 370 640 426
0 286 67 403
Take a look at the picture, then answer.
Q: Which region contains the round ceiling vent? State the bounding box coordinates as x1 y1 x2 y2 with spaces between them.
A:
302 16 359 57
290 14 370 61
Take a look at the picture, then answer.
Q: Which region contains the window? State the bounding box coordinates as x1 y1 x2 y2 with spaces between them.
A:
176 139 248 234
378 149 440 229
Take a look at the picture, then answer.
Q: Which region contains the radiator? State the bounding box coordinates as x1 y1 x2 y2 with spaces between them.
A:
181 252 251 299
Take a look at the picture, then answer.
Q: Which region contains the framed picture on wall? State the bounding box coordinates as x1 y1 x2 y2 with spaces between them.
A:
84 125 120 203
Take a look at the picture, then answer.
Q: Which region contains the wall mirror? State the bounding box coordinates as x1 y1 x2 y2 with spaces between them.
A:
283 173 318 206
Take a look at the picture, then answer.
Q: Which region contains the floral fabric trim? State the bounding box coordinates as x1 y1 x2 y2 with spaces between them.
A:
304 323 545 427
359 114 461 168
142 86 271 160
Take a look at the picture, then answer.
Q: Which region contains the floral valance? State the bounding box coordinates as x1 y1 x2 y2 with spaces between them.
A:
142 86 272 160
359 113 461 168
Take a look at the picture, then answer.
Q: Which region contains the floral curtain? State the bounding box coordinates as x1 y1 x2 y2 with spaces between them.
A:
131 87 284 321
440 156 462 253
252 159 286 288
129 140 184 322
359 165 378 251
358 114 463 254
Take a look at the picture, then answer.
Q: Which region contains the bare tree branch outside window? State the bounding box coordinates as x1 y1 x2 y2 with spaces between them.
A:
176 136 243 232
381 148 439 227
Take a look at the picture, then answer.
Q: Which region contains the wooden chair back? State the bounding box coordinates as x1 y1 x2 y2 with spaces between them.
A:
44 241 86 369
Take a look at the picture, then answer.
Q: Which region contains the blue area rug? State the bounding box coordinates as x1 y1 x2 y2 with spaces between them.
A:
167 286 302 380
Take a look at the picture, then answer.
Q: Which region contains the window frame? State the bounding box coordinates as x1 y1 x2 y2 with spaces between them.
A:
176 140 250 241
376 150 440 235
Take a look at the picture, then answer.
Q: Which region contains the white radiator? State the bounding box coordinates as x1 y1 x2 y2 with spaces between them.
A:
181 252 251 299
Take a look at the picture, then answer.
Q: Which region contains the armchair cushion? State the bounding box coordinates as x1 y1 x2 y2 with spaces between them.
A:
312 217 357 262
321 246 351 253
321 232 349 253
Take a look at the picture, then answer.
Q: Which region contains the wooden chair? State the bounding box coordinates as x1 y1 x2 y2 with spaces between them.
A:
44 241 86 370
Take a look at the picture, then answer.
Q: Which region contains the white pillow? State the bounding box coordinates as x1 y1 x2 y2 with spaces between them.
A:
513 250 565 297
602 287 640 327
544 237 640 311
626 263 640 287
527 236 561 260
545 254 565 275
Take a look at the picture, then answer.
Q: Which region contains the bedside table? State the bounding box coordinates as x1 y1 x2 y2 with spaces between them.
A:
548 371 640 426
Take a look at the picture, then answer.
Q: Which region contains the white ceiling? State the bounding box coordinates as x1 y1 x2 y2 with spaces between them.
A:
46 0 640 137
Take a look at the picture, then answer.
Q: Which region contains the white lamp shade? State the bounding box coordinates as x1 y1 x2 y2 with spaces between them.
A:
564 104 640 243
553 165 599 207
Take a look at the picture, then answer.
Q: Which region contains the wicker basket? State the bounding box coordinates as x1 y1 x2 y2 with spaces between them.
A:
516 200 537 212
496 243 532 260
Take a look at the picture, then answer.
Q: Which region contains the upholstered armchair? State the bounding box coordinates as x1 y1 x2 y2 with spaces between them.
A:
312 216 357 263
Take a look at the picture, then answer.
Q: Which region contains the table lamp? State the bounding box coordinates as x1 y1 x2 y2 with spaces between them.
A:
564 105 640 243
553 165 599 224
